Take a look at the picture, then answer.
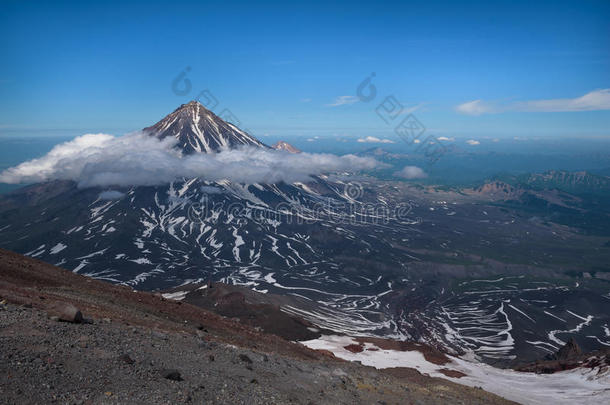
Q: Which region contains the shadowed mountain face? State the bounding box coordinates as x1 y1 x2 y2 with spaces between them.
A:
1 103 609 368
143 101 268 154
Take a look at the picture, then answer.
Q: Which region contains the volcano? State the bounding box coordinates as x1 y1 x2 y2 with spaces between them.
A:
143 101 268 153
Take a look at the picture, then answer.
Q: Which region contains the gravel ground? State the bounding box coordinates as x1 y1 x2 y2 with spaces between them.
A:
0 303 516 405
0 248 516 404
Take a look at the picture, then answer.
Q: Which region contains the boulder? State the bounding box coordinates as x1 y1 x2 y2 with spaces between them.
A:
119 354 135 365
160 369 182 381
58 303 83 323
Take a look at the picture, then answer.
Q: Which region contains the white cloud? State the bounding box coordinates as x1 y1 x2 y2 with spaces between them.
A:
394 166 427 179
327 95 359 107
437 136 455 141
466 139 480 145
456 89 610 115
0 132 383 188
516 89 610 112
356 136 395 144
397 102 426 115
455 100 493 115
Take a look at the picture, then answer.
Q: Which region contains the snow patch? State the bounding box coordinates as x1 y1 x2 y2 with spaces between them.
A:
302 335 610 405
49 243 67 254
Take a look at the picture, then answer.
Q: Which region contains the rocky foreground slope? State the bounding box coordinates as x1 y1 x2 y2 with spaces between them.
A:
0 248 515 404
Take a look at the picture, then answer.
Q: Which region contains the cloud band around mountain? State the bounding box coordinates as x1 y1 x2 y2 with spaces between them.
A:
0 132 382 188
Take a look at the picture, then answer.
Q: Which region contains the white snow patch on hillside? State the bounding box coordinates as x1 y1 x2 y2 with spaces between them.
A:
49 243 67 254
161 291 188 301
130 258 152 265
301 335 610 405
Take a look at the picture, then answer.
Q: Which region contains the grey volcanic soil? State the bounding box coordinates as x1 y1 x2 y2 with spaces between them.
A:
0 248 516 404
0 304 517 405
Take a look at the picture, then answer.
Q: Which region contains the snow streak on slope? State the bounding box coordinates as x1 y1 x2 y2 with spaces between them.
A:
441 301 515 360
418 276 606 363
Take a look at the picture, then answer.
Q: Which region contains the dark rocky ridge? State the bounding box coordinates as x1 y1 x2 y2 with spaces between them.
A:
555 337 583 361
162 282 335 341
515 337 609 375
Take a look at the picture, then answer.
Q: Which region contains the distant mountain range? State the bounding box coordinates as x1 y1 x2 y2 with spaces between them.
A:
494 170 610 195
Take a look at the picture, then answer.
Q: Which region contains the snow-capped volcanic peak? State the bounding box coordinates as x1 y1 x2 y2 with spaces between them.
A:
143 101 268 154
272 141 301 153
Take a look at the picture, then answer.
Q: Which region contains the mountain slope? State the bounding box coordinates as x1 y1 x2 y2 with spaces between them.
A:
0 248 517 405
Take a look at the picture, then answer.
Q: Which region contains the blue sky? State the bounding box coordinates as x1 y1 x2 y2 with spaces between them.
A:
1 0 609 141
